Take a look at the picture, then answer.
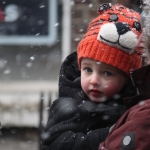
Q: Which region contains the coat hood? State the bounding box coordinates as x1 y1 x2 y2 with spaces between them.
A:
142 0 150 59
124 64 150 108
58 52 85 99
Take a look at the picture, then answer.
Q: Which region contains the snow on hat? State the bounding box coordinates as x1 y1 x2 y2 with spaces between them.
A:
77 3 142 76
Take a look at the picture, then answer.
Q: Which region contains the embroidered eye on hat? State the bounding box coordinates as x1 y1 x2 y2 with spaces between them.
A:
77 3 142 75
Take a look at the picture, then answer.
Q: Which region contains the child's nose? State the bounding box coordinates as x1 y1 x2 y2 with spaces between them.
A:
90 74 100 85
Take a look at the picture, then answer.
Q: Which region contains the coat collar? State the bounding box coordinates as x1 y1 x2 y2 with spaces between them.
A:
124 65 150 108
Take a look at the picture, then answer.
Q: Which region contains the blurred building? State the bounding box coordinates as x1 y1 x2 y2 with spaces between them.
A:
0 0 61 128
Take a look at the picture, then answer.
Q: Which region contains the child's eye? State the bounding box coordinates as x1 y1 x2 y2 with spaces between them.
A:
103 71 112 76
85 67 92 73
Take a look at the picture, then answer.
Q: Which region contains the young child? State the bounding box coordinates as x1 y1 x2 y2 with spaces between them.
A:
98 1 150 150
42 3 142 150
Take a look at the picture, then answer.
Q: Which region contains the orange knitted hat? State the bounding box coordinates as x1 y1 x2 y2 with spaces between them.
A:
77 3 142 76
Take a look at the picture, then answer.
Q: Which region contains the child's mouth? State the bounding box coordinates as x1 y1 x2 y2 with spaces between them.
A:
90 90 102 97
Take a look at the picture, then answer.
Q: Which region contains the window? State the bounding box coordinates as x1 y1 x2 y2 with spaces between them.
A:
0 0 57 45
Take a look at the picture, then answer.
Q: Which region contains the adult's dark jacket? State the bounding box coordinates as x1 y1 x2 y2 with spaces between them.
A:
42 52 136 150
99 65 150 150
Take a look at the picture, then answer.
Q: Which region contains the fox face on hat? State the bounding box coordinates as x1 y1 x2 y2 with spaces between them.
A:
77 3 142 75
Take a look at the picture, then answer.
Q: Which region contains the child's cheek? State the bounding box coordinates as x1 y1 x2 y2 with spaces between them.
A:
81 79 88 93
103 83 120 97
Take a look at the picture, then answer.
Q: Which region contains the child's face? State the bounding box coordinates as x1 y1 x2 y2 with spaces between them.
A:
80 58 127 103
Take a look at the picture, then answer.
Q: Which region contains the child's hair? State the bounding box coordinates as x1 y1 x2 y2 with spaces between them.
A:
77 3 142 76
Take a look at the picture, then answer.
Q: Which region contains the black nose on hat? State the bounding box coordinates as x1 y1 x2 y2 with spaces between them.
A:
115 22 130 35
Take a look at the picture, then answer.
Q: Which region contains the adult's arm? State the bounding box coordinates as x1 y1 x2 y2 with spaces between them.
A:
99 99 150 150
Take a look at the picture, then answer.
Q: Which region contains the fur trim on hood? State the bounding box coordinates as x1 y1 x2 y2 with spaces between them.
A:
142 0 150 59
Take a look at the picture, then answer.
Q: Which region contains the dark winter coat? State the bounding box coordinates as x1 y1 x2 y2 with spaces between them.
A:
42 52 136 150
98 65 150 150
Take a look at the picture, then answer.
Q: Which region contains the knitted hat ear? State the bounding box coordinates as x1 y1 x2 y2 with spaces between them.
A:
77 3 142 76
97 3 112 14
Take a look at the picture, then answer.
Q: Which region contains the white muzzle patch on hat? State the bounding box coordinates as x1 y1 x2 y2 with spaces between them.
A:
97 22 137 54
